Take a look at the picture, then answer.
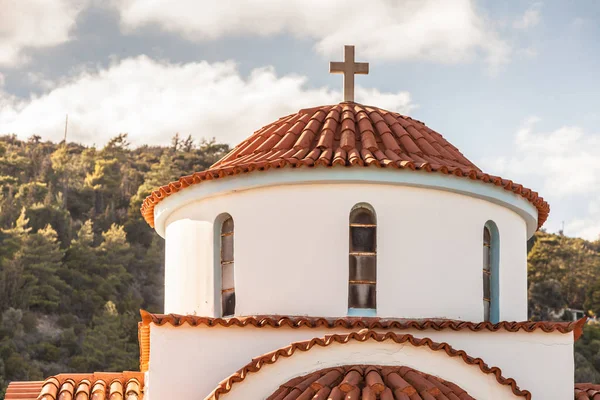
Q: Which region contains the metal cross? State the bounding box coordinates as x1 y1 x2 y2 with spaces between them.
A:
329 45 369 102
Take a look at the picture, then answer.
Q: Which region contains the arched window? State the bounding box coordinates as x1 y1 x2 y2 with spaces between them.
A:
220 216 235 317
483 221 499 322
348 204 377 314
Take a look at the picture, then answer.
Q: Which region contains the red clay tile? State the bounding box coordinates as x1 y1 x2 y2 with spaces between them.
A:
575 383 600 399
137 311 586 382
139 311 586 338
140 102 550 228
5 372 143 400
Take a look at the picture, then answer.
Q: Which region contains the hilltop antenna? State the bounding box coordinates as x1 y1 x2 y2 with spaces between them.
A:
63 114 68 143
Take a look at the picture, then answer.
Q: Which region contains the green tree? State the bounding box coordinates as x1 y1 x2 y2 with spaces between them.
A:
60 220 104 318
50 146 75 208
17 224 67 312
576 325 600 382
97 224 138 312
528 232 600 309
0 209 31 310
528 279 566 321
70 302 138 372
587 280 600 318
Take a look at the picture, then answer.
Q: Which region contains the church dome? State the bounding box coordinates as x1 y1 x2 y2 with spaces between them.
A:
141 102 549 228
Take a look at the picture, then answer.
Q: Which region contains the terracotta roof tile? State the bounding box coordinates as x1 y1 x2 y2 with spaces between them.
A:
576 383 600 399
4 381 44 400
205 330 531 399
140 311 586 338
138 311 586 376
5 372 143 400
140 102 550 228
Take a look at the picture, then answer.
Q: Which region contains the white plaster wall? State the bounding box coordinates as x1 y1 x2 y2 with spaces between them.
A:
163 174 529 321
146 325 574 400
164 219 214 314
224 340 519 399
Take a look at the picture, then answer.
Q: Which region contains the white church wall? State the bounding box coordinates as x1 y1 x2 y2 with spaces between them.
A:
164 218 215 314
161 169 532 321
145 325 574 400
221 341 519 399
496 215 528 322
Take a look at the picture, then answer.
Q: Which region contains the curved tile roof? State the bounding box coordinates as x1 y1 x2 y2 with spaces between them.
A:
206 329 531 399
140 102 549 228
5 372 143 400
4 381 44 400
576 383 600 399
140 311 586 338
267 365 475 400
138 311 586 377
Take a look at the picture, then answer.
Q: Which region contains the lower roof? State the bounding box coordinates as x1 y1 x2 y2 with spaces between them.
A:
139 311 586 373
141 311 586 338
5 372 143 400
576 383 600 399
6 313 589 400
7 373 596 400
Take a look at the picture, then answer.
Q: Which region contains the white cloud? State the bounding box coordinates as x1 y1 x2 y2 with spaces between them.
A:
517 47 538 59
568 204 600 241
513 2 542 30
26 72 56 90
110 0 511 71
0 55 414 148
0 0 87 67
481 117 600 240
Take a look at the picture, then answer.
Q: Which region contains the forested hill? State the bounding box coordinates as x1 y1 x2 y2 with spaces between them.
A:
0 134 599 397
0 133 229 397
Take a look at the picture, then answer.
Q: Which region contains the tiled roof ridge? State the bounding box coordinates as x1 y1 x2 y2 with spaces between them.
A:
140 102 550 228
575 383 600 399
267 364 477 400
138 311 585 374
140 310 586 339
5 371 144 400
205 329 531 399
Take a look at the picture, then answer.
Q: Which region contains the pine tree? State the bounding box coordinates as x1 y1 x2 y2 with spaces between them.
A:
528 232 600 309
69 302 138 372
50 146 73 209
0 209 31 310
61 220 103 318
97 224 136 312
17 224 67 312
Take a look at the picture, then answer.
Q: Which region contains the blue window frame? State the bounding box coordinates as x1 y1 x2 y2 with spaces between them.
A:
483 221 500 322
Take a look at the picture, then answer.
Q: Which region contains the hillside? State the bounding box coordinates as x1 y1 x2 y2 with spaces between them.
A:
0 134 599 397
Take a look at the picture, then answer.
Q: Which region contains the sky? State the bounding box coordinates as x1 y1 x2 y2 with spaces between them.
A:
0 0 599 239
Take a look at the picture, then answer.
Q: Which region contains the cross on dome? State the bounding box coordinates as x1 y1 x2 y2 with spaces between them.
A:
329 45 369 102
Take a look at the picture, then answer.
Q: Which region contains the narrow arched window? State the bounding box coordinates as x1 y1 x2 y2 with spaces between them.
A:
220 216 235 317
483 221 500 322
483 226 492 321
348 204 376 313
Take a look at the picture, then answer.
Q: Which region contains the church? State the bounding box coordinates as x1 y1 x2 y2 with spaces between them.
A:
6 46 598 399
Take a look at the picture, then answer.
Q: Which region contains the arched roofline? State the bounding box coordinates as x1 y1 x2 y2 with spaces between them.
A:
206 329 531 399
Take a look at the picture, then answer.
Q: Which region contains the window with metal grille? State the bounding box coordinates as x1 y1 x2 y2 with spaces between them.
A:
221 216 235 317
483 226 492 321
348 205 376 312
